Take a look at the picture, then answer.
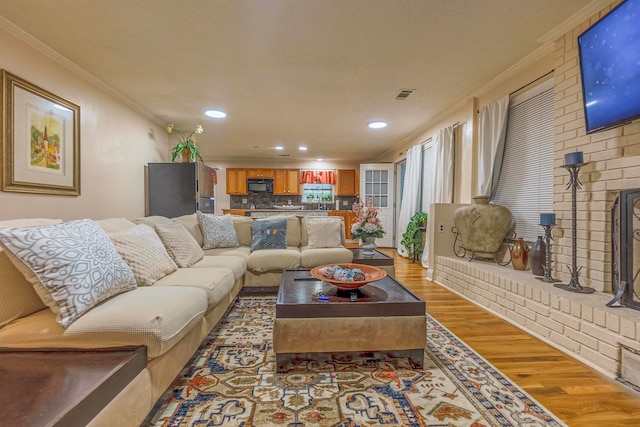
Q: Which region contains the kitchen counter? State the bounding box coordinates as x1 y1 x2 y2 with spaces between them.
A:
222 209 356 238
223 209 334 218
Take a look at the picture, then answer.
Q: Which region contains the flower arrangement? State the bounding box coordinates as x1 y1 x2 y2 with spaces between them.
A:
167 124 204 162
351 197 385 241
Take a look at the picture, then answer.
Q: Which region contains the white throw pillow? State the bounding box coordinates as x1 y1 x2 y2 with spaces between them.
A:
154 222 204 268
196 212 240 249
109 224 178 286
305 217 343 248
0 219 137 328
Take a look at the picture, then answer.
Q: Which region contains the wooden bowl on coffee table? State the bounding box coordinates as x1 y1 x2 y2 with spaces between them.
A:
310 263 387 290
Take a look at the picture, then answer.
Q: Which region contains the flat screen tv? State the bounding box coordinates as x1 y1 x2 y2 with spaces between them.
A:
578 0 640 134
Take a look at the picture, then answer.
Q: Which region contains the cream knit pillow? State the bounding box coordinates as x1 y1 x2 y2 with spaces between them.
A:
154 222 204 268
109 224 177 286
305 217 343 248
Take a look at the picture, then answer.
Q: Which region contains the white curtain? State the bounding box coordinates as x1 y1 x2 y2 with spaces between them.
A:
477 95 509 198
431 126 455 204
397 145 422 257
422 125 455 268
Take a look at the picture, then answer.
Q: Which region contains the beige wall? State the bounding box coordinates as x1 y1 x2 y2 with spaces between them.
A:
0 25 168 221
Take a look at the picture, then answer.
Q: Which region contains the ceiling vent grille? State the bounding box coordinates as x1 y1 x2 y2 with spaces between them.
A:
395 89 415 100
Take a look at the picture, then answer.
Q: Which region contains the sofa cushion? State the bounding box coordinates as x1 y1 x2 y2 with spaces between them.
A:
197 212 240 249
153 222 204 268
0 286 208 359
203 246 251 259
110 224 178 286
305 217 343 248
153 267 235 308
191 255 247 281
131 215 174 228
300 246 354 268
0 219 61 327
0 219 137 328
96 218 137 233
229 215 253 247
247 247 301 272
250 218 287 251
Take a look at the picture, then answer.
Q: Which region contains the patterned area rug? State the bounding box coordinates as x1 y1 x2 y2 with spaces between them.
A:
146 296 566 427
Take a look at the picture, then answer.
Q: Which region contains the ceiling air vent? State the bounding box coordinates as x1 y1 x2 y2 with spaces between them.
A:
395 89 415 100
279 154 290 157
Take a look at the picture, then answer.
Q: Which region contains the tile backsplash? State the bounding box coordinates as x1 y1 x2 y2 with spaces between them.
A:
230 194 358 210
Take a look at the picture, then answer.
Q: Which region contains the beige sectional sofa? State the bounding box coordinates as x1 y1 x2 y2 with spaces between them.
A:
0 213 353 426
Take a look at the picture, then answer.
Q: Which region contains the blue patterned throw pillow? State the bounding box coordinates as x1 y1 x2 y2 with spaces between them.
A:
0 219 137 328
250 218 287 252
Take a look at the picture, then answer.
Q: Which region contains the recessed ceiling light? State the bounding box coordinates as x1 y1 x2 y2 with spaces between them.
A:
368 121 387 129
274 146 284 150
204 109 227 119
299 146 308 151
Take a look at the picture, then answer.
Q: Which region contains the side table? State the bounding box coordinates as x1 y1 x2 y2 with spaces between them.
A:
0 346 147 427
349 248 395 276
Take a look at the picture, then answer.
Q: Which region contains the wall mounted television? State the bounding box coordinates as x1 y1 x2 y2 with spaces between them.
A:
578 0 640 134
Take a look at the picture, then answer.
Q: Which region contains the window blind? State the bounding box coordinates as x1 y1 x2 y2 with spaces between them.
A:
492 81 554 243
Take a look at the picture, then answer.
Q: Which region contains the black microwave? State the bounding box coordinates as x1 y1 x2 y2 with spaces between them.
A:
247 179 273 193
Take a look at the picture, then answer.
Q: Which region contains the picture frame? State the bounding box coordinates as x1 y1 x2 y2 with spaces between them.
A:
1 70 80 196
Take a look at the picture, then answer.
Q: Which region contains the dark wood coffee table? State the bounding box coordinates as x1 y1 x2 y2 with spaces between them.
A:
349 248 395 276
273 269 426 372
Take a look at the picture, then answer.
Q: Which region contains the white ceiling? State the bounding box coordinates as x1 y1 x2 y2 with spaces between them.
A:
0 0 600 163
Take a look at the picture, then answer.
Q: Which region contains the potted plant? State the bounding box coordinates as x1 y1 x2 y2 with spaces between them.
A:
167 124 204 162
401 211 428 262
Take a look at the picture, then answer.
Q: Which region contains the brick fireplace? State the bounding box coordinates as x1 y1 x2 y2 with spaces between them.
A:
610 189 640 310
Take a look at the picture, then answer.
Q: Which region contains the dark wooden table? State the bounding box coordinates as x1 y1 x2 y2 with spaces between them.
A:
0 346 147 427
273 269 425 371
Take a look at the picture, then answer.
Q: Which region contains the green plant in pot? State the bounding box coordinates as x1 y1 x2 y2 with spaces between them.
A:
401 211 428 263
167 124 204 162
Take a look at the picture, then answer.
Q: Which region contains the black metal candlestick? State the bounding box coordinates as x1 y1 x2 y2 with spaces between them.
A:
537 223 560 283
554 162 594 293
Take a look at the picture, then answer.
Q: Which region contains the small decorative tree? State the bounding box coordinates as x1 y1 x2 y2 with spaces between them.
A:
401 211 428 262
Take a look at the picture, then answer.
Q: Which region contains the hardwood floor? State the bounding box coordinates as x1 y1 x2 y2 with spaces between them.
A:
379 248 640 427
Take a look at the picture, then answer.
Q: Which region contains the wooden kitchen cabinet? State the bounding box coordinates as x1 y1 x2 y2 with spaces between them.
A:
274 169 300 195
226 168 247 194
329 210 357 239
335 169 359 196
246 168 274 179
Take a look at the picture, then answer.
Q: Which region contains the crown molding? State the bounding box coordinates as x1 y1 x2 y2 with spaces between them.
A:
538 0 616 43
0 16 163 127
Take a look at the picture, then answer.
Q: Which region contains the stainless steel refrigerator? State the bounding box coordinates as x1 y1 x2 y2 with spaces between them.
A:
146 162 216 217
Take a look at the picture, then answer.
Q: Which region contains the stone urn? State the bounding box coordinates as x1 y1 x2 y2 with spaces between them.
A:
453 196 512 258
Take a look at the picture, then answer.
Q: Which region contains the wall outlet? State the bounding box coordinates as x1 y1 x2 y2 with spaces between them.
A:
287 200 292 205
438 223 445 233
242 198 247 204
343 200 348 206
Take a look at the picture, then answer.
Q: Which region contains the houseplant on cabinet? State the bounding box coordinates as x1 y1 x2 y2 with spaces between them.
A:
167 124 204 162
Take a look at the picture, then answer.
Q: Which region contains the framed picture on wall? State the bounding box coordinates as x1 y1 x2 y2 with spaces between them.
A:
1 70 80 196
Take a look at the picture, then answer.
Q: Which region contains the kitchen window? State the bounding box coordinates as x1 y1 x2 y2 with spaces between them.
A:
302 183 333 203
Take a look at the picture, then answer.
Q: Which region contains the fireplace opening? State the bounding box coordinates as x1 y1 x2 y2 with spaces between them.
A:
610 189 640 310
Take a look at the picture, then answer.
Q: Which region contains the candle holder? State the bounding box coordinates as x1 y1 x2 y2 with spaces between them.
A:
537 223 560 283
554 162 594 293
